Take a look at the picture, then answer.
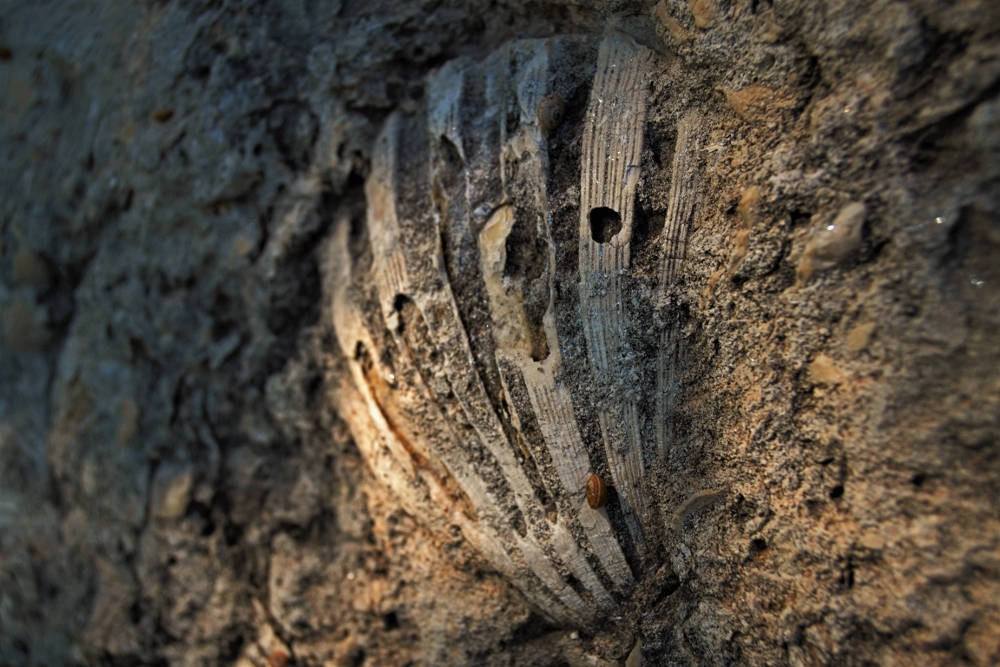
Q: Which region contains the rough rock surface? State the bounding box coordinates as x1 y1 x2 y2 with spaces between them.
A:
1 0 998 665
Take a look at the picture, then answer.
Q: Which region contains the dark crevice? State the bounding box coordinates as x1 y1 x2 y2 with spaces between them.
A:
631 199 666 249
650 570 681 608
261 180 338 378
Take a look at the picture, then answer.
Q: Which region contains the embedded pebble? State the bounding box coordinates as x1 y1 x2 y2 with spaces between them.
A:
727 228 750 275
845 321 876 354
152 464 195 520
738 186 761 227
724 86 794 122
653 1 694 42
798 201 867 280
689 0 717 29
808 354 846 385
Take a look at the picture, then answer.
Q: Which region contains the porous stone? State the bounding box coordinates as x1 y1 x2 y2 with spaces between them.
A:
1 1 998 665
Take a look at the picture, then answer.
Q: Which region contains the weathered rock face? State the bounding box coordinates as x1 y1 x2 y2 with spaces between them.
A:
1 0 999 665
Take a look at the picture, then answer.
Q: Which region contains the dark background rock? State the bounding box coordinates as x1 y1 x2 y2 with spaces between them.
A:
1 1 998 664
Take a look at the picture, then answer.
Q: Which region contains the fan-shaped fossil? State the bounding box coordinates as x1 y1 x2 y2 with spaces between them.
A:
331 32 701 629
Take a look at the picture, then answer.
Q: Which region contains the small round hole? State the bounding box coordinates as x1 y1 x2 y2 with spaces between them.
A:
589 207 622 243
829 485 844 499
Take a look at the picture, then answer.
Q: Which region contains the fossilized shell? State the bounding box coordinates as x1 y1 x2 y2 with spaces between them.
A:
331 33 702 629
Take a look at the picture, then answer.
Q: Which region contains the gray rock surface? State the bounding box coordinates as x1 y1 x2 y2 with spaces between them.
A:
1 0 998 664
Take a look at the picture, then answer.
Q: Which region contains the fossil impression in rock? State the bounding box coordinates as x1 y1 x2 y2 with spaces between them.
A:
331 33 701 628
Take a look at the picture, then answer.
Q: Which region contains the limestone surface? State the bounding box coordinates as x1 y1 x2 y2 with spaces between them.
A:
1 1 998 665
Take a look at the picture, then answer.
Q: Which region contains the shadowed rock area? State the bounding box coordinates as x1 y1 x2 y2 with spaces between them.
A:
1 1 998 665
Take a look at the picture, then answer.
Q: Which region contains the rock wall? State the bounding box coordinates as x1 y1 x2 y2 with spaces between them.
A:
1 1 998 665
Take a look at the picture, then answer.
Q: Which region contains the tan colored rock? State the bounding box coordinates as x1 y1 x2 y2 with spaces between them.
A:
727 228 750 275
808 354 847 385
846 321 876 354
151 464 194 520
654 1 694 42
798 202 867 280
738 185 761 228
723 85 795 122
689 0 717 29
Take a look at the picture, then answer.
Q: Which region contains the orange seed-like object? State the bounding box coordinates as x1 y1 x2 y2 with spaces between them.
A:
586 473 607 509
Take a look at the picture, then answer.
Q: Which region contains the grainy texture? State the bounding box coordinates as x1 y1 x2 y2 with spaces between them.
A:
1 0 998 665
